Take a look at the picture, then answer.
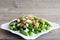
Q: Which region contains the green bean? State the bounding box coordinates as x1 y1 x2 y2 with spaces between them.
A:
9 26 13 30
34 28 41 34
20 29 28 36
45 21 51 26
9 22 14 26
28 31 33 36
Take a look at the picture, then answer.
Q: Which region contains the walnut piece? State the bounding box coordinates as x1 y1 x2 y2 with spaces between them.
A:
32 22 39 28
20 21 26 26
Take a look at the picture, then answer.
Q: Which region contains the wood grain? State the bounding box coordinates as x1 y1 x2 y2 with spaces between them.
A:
0 0 60 40
0 12 60 40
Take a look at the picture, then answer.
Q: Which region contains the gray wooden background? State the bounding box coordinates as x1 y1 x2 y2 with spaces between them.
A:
0 0 60 40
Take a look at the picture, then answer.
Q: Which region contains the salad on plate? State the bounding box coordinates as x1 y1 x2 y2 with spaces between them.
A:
9 15 51 36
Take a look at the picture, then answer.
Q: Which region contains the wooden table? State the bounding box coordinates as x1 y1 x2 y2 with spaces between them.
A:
0 0 60 40
0 9 60 40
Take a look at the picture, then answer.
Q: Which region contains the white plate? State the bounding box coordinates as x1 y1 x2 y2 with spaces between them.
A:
0 21 60 40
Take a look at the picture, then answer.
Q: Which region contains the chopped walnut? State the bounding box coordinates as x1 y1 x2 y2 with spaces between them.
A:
20 20 26 26
20 23 24 26
18 16 23 19
32 22 39 28
28 14 34 20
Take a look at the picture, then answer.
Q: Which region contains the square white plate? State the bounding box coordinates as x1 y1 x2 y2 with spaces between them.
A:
0 21 60 40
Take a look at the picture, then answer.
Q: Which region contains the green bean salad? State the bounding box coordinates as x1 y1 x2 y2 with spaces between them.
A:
9 15 51 36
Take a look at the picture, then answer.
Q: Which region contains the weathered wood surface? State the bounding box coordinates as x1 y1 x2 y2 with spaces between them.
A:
0 0 60 40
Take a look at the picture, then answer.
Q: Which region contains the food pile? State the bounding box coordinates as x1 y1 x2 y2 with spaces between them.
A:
9 15 51 36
